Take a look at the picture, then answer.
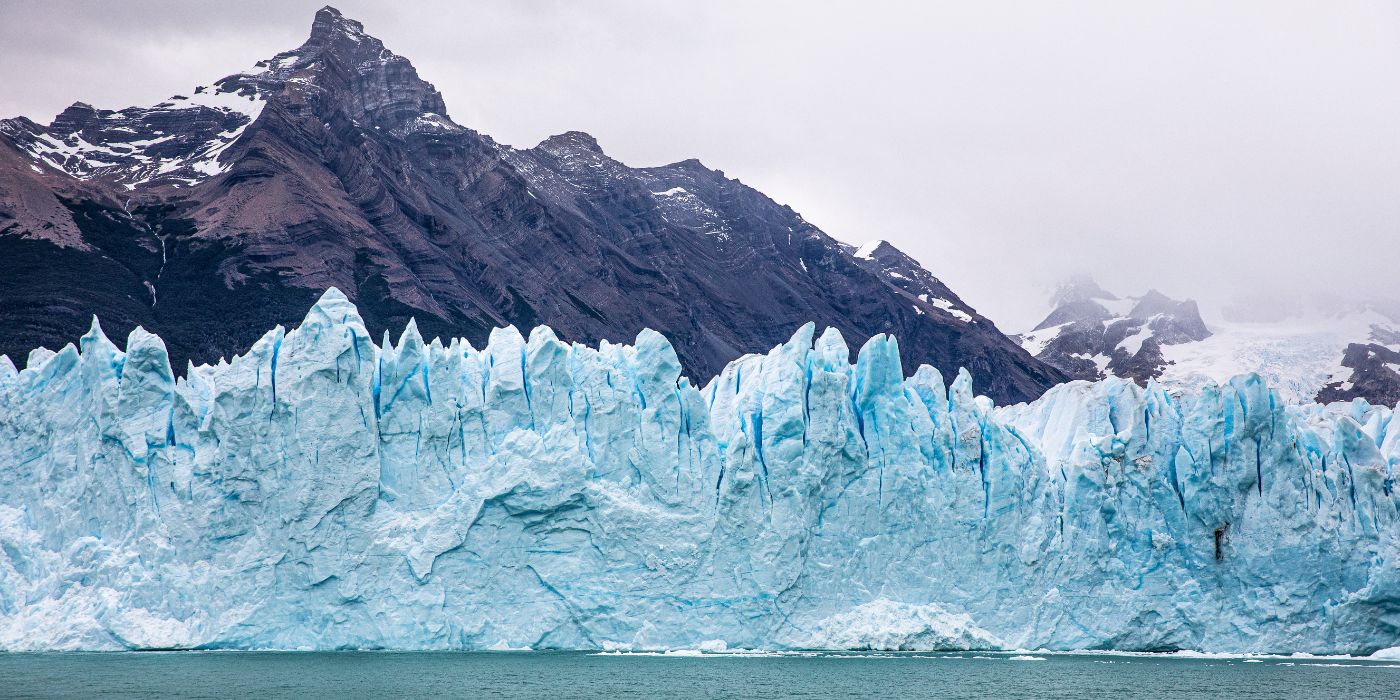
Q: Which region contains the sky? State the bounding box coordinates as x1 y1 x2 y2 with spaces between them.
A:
2 0 1397 331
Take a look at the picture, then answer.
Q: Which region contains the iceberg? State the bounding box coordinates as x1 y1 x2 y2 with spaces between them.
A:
0 289 1396 653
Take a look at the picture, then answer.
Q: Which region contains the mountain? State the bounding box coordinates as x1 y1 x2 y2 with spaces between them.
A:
1015 276 1211 383
0 6 1063 405
0 291 1395 652
1018 277 1400 406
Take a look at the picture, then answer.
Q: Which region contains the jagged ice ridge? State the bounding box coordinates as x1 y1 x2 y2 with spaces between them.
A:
0 289 1397 652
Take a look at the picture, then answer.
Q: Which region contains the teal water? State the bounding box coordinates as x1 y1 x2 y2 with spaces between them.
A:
2 650 1397 699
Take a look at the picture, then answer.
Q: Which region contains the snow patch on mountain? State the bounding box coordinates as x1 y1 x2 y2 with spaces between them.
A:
921 294 973 323
854 239 885 260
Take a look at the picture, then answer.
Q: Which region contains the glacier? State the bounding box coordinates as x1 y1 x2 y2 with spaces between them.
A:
0 288 1397 653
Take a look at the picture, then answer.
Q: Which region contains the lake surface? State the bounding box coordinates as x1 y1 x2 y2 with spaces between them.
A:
2 650 1397 699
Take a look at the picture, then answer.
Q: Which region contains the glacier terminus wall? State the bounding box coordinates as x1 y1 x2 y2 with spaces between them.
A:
0 289 1396 653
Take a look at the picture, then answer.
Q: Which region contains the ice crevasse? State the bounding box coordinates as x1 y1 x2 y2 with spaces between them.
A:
0 288 1397 652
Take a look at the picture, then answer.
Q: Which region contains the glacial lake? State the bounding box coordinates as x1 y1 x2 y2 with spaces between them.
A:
3 649 1398 699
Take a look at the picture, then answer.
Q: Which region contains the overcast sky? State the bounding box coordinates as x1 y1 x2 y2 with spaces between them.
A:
2 0 1397 330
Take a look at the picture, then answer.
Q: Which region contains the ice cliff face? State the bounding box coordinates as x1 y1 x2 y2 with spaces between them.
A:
1 289 1397 653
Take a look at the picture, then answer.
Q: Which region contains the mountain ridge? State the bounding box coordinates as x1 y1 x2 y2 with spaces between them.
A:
0 6 1064 404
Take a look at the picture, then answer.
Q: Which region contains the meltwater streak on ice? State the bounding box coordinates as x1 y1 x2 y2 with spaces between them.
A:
0 288 1396 652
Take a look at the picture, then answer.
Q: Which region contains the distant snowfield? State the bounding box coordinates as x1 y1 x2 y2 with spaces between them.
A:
1158 309 1398 403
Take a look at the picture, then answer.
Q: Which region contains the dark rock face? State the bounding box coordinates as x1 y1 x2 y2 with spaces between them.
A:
1017 278 1211 384
1316 336 1400 407
0 6 1065 403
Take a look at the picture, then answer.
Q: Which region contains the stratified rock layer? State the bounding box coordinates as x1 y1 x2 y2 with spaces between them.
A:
0 290 1396 653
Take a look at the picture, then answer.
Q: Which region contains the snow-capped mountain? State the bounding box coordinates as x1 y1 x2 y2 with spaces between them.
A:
1015 277 1211 383
1019 277 1400 406
1 89 264 189
1 291 1395 652
0 6 1062 404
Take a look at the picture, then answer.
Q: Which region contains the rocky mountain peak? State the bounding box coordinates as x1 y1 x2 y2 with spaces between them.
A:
297 5 394 67
1131 289 1209 330
1050 274 1117 307
307 6 367 45
854 240 931 283
249 5 450 127
849 240 980 325
1130 289 1175 314
527 130 629 183
536 130 605 156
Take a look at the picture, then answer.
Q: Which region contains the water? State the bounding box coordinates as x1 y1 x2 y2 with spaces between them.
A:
2 650 1397 699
